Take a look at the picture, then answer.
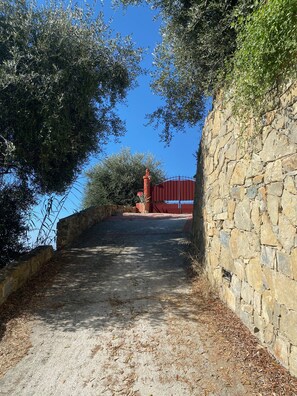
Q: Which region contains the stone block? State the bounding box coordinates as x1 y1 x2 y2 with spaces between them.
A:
227 200 236 220
278 214 295 252
273 302 281 328
267 194 280 226
245 178 252 187
211 235 221 257
274 272 297 311
241 281 254 304
254 291 262 315
234 259 245 281
231 162 246 185
212 110 222 135
246 258 264 292
219 172 229 197
292 249 297 280
247 185 258 199
234 198 252 231
261 213 279 246
273 335 290 368
231 275 241 298
251 201 260 233
284 176 296 194
258 186 267 208
281 189 297 225
247 154 264 178
262 266 275 293
225 142 237 160
216 212 228 220
267 182 283 197
226 161 237 183
223 220 235 230
230 229 260 259
260 129 295 162
262 290 274 324
213 198 224 215
264 323 274 345
273 114 285 129
280 310 297 345
221 246 235 273
282 153 297 173
231 186 245 200
241 303 253 315
289 345 297 377
253 313 264 342
219 231 230 248
253 174 264 185
264 160 283 184
276 251 292 277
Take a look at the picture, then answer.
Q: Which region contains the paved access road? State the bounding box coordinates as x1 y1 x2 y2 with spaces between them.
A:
0 214 266 395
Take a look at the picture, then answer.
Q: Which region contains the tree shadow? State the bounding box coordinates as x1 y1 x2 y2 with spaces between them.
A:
28 215 203 333
191 142 206 270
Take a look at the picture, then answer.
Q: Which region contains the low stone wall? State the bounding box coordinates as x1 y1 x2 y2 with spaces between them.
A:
56 205 136 249
0 246 54 306
193 83 297 376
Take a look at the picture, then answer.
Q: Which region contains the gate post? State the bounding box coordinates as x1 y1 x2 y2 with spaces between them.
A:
143 168 151 213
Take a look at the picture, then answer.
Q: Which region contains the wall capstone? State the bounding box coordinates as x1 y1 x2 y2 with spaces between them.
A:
0 246 54 306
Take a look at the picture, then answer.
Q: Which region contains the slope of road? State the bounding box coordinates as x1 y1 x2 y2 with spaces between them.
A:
0 213 296 395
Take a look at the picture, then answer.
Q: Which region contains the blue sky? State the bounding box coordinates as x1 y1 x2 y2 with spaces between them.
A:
30 1 206 245
92 2 202 178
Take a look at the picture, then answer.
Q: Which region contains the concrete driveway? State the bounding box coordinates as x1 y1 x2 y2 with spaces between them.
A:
0 213 293 395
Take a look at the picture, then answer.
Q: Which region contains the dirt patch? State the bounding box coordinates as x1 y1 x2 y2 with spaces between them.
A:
0 252 64 378
189 276 297 396
0 315 32 377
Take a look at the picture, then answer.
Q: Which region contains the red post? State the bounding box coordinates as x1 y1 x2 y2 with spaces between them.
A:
143 168 151 213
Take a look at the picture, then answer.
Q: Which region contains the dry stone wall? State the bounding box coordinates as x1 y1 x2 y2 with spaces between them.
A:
193 83 297 376
56 205 136 249
0 246 54 306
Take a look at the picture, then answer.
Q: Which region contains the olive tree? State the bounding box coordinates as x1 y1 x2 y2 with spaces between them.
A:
83 148 165 208
0 0 141 265
118 0 257 142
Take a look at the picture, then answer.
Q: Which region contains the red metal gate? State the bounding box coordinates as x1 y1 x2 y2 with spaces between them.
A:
151 176 195 214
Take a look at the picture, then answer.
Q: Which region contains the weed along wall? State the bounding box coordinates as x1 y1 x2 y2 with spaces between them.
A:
192 83 297 376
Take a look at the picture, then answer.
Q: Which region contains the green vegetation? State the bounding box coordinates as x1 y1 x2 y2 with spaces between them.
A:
120 0 257 142
229 0 297 120
83 148 165 208
0 0 141 265
120 0 296 140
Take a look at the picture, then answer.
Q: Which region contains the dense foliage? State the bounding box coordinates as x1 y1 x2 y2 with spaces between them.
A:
120 0 297 139
0 0 141 265
229 0 297 120
119 0 257 142
0 0 141 193
0 183 34 267
83 148 165 208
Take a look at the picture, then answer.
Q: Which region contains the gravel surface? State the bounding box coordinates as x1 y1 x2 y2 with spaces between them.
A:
0 213 297 396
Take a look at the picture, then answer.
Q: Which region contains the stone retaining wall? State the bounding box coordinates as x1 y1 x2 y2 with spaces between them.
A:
193 83 297 376
0 246 54 306
56 205 136 249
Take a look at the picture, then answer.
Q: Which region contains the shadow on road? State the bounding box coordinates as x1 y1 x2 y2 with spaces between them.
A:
30 215 202 333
